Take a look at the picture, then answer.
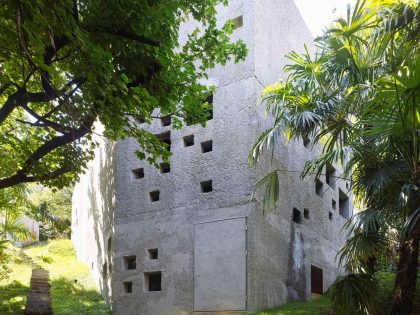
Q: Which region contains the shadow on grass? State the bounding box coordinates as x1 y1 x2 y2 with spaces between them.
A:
0 280 29 315
51 277 111 315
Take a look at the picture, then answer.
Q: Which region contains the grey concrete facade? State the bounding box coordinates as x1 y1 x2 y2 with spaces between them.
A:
72 1 353 314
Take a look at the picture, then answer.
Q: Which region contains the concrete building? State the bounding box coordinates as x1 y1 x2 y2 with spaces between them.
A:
1 214 39 247
72 0 353 314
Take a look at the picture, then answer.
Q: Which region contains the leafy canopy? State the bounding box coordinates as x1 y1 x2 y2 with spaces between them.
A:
0 0 247 189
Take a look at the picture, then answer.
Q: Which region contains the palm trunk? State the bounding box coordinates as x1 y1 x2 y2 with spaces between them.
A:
390 230 419 315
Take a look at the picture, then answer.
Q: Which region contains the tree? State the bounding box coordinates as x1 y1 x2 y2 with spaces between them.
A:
27 185 72 239
0 185 34 280
250 0 419 314
0 0 247 189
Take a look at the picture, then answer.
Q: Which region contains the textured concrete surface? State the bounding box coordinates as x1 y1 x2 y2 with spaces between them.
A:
72 0 353 314
71 122 115 305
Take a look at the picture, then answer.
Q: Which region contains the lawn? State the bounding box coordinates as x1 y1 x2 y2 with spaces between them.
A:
251 296 333 315
1 241 419 315
252 272 420 315
0 240 111 315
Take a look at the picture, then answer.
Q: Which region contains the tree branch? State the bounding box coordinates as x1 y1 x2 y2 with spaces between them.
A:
85 26 162 47
18 104 68 133
0 82 19 95
27 77 85 103
0 114 95 189
0 164 73 188
0 89 25 125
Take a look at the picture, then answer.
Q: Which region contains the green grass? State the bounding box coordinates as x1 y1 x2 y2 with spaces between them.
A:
251 296 332 315
0 240 111 315
1 241 418 315
252 272 420 315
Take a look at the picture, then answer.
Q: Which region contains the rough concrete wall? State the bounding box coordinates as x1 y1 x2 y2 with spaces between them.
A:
249 0 352 311
111 1 261 313
72 0 353 314
71 122 115 304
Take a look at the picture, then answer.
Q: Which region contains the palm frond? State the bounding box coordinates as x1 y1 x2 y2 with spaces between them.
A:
331 273 382 315
253 171 279 211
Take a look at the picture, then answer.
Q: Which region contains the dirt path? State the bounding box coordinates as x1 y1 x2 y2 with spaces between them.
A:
23 268 52 315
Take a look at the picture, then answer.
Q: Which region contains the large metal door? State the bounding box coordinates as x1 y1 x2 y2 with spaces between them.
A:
194 217 247 311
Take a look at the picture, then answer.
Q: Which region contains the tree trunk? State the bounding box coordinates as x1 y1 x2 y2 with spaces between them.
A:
390 230 419 315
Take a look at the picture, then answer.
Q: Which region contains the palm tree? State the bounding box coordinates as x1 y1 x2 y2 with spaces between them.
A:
0 185 34 279
249 1 419 314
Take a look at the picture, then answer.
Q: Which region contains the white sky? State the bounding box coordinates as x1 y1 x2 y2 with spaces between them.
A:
293 0 354 36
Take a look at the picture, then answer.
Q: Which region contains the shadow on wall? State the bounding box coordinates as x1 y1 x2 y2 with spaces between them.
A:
0 280 29 315
50 277 112 315
85 136 115 304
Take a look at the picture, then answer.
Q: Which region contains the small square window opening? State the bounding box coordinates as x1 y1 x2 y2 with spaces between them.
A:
230 15 243 29
159 163 170 174
183 135 194 147
293 208 302 224
304 208 310 220
150 191 160 202
326 163 336 189
123 256 136 270
315 179 323 197
201 140 213 153
200 180 213 193
156 131 171 151
123 281 133 293
148 248 158 260
339 189 350 219
132 168 144 179
135 116 145 124
161 116 171 127
303 135 310 148
144 272 162 292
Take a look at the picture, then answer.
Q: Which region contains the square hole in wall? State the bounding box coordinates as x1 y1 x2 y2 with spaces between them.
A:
303 135 310 148
123 255 136 270
147 248 158 260
230 15 243 29
329 211 333 220
332 199 336 210
315 179 324 196
183 134 194 147
135 115 145 124
293 208 302 224
132 168 144 179
205 95 213 120
156 131 171 151
304 208 310 220
150 191 160 202
326 163 336 189
201 140 213 153
159 163 170 174
161 116 171 127
339 189 350 219
123 281 133 293
144 272 162 292
200 180 213 193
